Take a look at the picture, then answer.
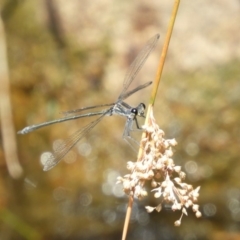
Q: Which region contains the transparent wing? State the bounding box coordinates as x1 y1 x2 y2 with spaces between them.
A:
61 103 115 116
118 34 160 101
43 112 108 171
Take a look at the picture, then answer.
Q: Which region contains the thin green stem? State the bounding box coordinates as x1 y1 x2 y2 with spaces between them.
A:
0 208 42 240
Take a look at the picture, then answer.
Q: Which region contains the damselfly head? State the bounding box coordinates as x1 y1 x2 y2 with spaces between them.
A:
137 103 146 117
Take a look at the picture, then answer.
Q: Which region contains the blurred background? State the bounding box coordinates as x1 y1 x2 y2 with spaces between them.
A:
0 0 240 239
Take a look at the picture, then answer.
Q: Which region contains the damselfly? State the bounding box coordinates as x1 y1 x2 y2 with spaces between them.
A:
18 34 160 171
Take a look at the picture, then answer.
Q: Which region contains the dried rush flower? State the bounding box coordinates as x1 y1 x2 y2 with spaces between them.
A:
117 107 201 226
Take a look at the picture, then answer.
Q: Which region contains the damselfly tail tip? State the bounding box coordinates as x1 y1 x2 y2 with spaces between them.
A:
17 129 25 134
43 166 49 171
43 157 56 171
43 164 53 171
17 127 30 135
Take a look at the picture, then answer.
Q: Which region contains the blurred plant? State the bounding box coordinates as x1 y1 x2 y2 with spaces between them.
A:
0 14 23 178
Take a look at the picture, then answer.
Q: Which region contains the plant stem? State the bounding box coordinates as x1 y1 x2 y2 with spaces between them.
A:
121 195 134 240
138 0 180 160
149 0 180 107
122 1 180 239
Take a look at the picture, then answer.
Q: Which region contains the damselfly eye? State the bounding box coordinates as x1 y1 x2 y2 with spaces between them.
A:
131 108 138 115
141 103 146 109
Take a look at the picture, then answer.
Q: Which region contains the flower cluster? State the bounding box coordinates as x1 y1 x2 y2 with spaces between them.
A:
117 107 201 225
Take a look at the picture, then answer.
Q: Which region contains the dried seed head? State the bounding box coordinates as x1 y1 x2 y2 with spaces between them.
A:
154 191 161 198
118 107 201 226
174 177 182 184
179 171 186 179
196 211 202 218
123 180 131 190
192 204 199 212
165 139 177 147
145 206 155 213
140 190 148 198
126 161 135 170
174 166 181 173
151 180 158 188
174 220 181 227
147 170 154 178
155 204 162 212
